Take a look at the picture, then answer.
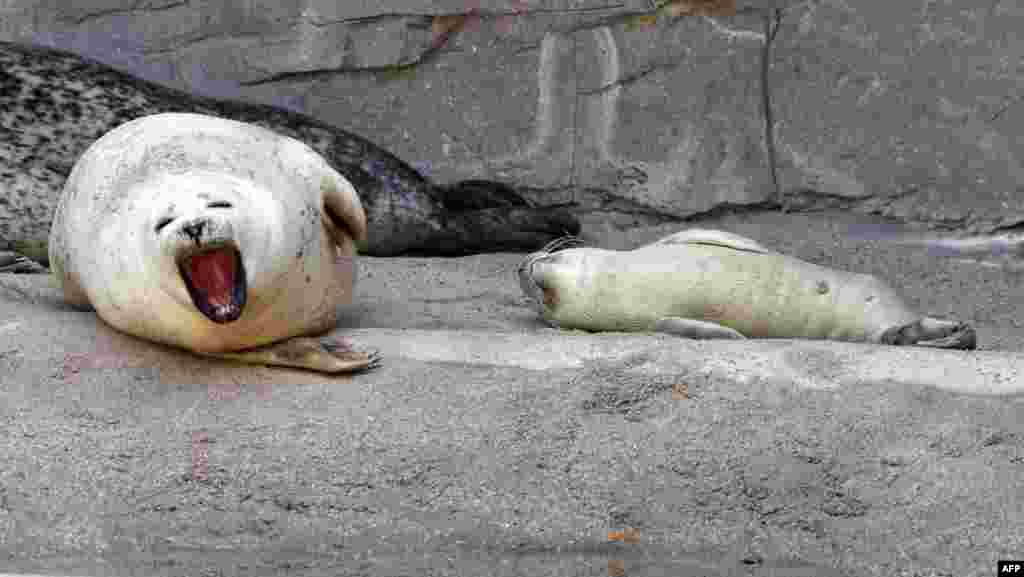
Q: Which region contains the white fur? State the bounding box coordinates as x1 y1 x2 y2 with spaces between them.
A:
519 231 921 342
50 113 366 353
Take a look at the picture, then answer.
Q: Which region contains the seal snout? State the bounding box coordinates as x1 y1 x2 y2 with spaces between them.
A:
181 220 207 244
517 252 546 306
154 200 235 236
517 253 562 311
518 237 586 313
177 245 247 324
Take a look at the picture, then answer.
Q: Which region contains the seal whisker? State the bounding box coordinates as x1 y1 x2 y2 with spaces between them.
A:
515 236 584 292
539 235 586 254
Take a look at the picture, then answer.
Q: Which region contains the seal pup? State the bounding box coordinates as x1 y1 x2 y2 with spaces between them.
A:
518 229 977 349
49 112 381 373
0 40 580 267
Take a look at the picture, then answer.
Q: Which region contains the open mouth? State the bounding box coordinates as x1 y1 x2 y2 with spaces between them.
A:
178 245 246 324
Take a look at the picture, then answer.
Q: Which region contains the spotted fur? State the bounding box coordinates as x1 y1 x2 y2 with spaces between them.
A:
0 40 580 263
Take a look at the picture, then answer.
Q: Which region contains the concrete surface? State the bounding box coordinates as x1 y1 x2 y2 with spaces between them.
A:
1 214 1022 576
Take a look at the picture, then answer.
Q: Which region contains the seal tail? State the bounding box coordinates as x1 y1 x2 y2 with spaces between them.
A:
424 180 581 255
435 179 532 211
879 317 978 350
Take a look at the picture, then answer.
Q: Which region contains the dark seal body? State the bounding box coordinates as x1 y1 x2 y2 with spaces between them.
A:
0 40 579 264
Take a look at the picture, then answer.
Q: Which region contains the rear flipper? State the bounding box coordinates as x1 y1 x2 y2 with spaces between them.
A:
424 180 581 255
654 317 747 340
878 318 977 350
436 179 531 210
421 207 581 255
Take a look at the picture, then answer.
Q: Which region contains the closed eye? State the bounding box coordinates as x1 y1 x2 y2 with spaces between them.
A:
208 201 233 208
155 216 174 233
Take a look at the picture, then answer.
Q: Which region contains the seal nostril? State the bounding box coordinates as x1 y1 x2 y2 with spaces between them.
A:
208 201 233 209
155 216 174 233
181 220 206 243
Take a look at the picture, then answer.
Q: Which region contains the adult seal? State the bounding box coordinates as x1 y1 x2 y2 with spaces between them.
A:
0 40 579 267
50 112 381 373
518 229 977 349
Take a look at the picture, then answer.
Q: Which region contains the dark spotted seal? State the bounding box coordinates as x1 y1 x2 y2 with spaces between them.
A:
0 40 580 266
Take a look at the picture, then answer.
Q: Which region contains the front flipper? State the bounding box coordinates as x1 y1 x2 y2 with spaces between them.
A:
878 317 977 350
199 336 382 373
654 317 747 340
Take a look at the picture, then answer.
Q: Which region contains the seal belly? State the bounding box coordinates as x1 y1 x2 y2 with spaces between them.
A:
557 248 710 332
670 245 848 340
574 243 903 340
678 244 915 340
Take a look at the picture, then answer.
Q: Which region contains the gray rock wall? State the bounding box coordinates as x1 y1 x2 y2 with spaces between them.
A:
2 0 1021 235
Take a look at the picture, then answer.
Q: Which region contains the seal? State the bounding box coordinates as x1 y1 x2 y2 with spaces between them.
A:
49 112 382 373
518 229 977 349
0 40 580 267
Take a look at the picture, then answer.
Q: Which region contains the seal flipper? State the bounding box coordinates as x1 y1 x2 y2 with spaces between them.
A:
416 207 581 255
654 317 747 340
436 179 530 210
416 179 581 255
198 336 382 373
878 317 977 350
321 174 368 248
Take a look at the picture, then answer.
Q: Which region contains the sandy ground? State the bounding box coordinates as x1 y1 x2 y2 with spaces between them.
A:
0 211 1021 577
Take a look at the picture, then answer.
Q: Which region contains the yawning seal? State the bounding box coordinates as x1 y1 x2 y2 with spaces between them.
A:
49 112 381 373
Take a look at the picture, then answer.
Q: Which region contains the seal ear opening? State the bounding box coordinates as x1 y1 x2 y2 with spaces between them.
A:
321 174 367 249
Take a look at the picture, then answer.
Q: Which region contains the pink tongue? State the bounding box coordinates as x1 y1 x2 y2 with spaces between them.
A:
188 249 236 307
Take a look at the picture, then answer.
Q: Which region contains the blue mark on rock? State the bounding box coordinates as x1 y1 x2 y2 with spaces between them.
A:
411 160 433 177
366 159 428 210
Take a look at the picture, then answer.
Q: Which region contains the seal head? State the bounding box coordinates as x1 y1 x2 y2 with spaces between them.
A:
148 171 261 325
518 236 588 326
